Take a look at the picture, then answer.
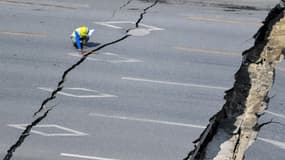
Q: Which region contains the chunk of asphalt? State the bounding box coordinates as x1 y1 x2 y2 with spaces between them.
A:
185 2 285 160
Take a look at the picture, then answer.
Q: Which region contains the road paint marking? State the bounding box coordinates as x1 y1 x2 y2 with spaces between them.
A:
0 0 88 9
8 124 88 136
94 21 164 31
61 153 120 160
175 47 285 73
88 112 285 150
89 113 205 129
0 31 47 37
128 28 150 36
122 77 228 90
175 46 240 56
94 21 123 29
265 111 285 119
38 87 117 98
258 137 285 150
68 52 143 63
188 16 262 26
0 0 45 7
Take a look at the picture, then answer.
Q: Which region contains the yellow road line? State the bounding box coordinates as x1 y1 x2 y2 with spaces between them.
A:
0 31 47 37
188 16 262 26
175 46 240 56
0 1 30 6
175 46 285 72
0 0 76 9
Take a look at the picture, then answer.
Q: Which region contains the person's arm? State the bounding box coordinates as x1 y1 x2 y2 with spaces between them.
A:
75 31 82 50
88 29 95 37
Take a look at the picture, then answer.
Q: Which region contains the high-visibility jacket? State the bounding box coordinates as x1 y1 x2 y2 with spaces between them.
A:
71 26 89 50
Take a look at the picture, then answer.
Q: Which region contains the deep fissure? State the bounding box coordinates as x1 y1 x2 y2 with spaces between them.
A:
2 1 159 160
185 2 285 160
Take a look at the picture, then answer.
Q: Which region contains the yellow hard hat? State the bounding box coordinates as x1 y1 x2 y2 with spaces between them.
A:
80 26 89 36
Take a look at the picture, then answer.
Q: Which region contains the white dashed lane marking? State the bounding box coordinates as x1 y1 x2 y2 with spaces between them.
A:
67 52 143 63
265 111 285 119
188 16 262 26
88 113 285 150
38 87 117 98
175 46 240 56
8 124 88 136
122 76 228 90
94 21 164 36
89 113 285 150
258 137 285 150
61 153 120 160
94 21 164 31
89 112 205 129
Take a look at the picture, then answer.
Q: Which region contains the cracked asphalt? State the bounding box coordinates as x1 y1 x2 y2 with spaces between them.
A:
0 0 284 160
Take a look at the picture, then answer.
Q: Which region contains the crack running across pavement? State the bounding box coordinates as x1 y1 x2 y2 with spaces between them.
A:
2 1 159 160
135 0 158 28
108 0 134 20
184 2 285 160
3 108 53 160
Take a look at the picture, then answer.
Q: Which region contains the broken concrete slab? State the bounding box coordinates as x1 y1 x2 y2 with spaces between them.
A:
185 2 285 160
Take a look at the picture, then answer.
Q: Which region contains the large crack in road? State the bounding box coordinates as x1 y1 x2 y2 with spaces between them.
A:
108 0 134 20
2 1 159 160
185 2 285 160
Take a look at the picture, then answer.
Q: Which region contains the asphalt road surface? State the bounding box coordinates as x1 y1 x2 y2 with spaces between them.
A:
0 0 285 160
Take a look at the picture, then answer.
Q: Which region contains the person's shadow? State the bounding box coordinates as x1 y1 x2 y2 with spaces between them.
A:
87 42 101 48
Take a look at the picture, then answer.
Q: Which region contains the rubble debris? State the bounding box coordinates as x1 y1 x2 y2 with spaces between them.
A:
185 2 285 160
